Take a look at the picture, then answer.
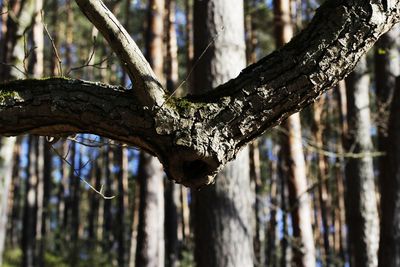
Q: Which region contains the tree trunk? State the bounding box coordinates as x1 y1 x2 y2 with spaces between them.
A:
311 96 332 264
7 137 22 248
375 26 400 267
22 136 39 267
135 0 166 266
377 77 400 267
274 0 316 266
192 1 254 266
165 1 181 266
116 146 129 267
0 137 16 266
135 153 165 267
344 55 380 267
265 144 279 267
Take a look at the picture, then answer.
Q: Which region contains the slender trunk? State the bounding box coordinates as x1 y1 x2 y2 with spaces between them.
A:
88 148 102 243
375 26 400 267
193 1 254 266
128 178 141 267
0 0 24 79
165 1 181 266
274 0 316 265
69 142 80 265
278 153 289 267
22 136 39 267
7 137 21 248
65 0 73 70
103 146 114 251
377 77 400 267
312 96 332 264
344 55 379 267
185 0 193 92
0 137 16 266
265 144 279 267
135 153 165 267
116 146 129 267
335 80 348 264
135 1 165 266
245 2 263 265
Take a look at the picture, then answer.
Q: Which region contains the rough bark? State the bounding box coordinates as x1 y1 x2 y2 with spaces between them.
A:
1 0 400 187
192 1 254 267
344 55 380 267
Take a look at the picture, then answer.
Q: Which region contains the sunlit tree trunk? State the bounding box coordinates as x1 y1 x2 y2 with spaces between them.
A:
192 1 254 266
344 55 379 267
0 137 16 266
135 1 165 265
116 146 129 267
274 0 316 266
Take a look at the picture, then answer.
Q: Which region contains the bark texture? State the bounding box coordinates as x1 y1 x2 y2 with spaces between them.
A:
344 55 380 267
1 0 400 187
192 1 254 266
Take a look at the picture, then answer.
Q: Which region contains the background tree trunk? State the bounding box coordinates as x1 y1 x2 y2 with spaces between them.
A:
135 0 165 266
274 0 316 266
378 77 400 267
344 55 380 267
192 0 254 266
0 137 16 266
375 26 400 267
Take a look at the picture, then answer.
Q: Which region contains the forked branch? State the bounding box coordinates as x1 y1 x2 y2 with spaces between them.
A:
1 0 400 187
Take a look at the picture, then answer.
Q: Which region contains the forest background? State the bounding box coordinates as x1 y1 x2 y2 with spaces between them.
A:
0 0 399 266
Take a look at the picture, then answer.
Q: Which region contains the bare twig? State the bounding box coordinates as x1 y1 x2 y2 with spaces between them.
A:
50 139 115 199
41 10 63 76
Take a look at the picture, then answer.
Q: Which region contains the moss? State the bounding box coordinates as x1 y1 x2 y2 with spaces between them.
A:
0 90 18 102
165 96 206 114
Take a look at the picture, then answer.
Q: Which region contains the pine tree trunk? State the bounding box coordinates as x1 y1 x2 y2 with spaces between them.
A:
116 146 129 267
135 0 166 266
192 1 254 266
274 0 316 266
344 55 379 267
7 137 21 248
375 26 400 267
0 137 16 266
377 76 400 267
22 136 39 267
164 1 181 266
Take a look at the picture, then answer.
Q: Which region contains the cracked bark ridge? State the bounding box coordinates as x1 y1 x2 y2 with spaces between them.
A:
1 0 400 187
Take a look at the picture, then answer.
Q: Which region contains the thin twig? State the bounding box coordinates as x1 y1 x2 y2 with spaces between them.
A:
161 26 225 107
41 10 63 76
50 140 115 199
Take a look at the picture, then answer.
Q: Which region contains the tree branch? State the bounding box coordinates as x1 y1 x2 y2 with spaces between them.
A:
1 0 400 187
74 0 166 106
